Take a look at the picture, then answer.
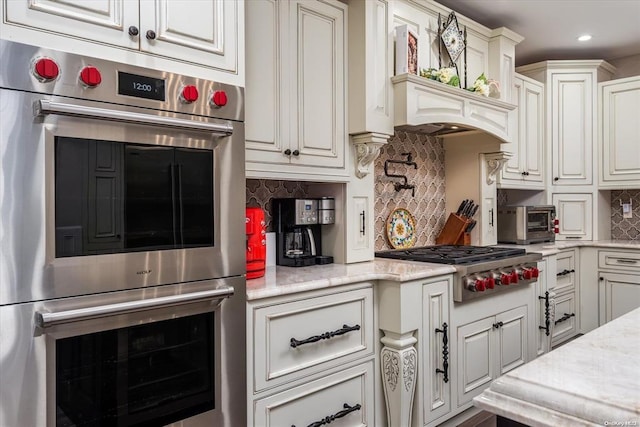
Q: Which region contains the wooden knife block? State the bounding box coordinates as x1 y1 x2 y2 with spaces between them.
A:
436 213 472 245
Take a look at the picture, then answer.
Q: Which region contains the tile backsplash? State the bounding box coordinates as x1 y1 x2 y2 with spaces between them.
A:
374 131 446 250
611 190 640 240
246 179 310 231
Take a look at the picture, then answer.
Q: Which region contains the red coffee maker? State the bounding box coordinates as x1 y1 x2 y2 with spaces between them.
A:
246 207 266 279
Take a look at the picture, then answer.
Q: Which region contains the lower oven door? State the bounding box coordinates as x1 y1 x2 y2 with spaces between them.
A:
0 276 246 427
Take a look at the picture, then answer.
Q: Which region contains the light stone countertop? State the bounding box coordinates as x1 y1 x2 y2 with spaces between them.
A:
474 306 640 426
246 258 456 301
247 241 640 301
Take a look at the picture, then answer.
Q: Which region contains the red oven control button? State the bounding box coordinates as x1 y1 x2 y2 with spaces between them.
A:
484 277 495 289
554 218 559 225
499 273 511 285
79 66 102 87
510 271 519 284
180 85 199 103
33 58 60 82
211 90 228 108
474 279 486 292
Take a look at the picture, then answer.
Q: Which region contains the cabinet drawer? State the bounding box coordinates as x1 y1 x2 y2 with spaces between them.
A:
598 250 640 273
551 292 578 347
253 361 374 427
252 287 374 392
553 250 576 294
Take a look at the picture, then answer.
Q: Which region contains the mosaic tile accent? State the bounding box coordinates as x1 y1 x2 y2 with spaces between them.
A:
246 179 310 231
374 131 446 250
497 189 508 206
611 190 640 240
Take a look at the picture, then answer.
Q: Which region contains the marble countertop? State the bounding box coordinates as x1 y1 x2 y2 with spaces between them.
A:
247 240 639 301
246 259 456 301
474 307 640 426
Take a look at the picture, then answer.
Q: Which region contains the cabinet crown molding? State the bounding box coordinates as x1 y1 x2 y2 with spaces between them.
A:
517 60 617 75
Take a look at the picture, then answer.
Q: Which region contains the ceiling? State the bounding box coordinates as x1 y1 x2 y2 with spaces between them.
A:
435 0 640 66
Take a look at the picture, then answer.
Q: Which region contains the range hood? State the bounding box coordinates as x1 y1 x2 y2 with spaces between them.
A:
392 73 517 142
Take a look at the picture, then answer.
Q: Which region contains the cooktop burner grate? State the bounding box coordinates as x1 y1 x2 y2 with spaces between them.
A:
375 245 526 265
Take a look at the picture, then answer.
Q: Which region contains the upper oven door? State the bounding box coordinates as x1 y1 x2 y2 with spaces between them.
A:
0 89 245 305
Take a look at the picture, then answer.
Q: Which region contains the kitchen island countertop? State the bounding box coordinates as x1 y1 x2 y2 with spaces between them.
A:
474 306 640 426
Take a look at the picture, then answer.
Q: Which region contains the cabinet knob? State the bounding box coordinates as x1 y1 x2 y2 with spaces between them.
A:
284 149 292 156
554 177 559 182
128 26 139 37
599 277 604 281
146 30 157 40
521 171 527 176
292 149 300 156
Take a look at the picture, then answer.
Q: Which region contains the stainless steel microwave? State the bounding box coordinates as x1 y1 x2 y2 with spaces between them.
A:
497 205 556 244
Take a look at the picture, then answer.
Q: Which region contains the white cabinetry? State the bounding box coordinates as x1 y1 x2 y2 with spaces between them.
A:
245 0 348 180
534 257 552 357
500 74 545 189
550 250 579 347
1 0 242 84
552 193 593 241
247 284 375 426
422 280 451 425
456 306 528 406
598 250 640 325
599 76 640 188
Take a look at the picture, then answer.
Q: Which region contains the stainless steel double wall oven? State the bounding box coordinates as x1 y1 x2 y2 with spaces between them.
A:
0 40 246 426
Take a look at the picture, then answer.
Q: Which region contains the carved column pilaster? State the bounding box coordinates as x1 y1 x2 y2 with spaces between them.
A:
381 330 417 427
351 132 391 178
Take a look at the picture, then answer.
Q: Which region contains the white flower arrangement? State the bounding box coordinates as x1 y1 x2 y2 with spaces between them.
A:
419 68 501 99
468 73 501 98
419 67 460 87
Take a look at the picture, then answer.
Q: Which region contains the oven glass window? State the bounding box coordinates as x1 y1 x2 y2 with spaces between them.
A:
55 138 214 257
56 312 215 426
527 211 550 232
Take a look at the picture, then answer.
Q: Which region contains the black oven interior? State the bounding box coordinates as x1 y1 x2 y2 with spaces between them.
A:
56 312 215 426
55 137 214 257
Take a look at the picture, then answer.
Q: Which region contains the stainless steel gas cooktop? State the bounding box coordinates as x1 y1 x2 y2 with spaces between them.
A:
376 245 542 302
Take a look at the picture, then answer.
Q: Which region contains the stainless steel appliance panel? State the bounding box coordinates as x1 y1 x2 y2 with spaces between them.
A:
0 276 246 427
497 205 556 244
0 89 245 305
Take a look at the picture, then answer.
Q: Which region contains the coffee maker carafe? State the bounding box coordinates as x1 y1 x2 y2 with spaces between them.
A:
273 198 332 267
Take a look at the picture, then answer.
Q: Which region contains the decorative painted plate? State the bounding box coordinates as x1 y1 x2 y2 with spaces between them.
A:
386 208 417 249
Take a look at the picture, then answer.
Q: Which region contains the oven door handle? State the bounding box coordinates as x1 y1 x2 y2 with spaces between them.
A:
34 99 234 136
35 286 235 328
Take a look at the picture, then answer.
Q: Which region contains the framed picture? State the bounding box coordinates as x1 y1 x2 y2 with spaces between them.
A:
395 25 418 76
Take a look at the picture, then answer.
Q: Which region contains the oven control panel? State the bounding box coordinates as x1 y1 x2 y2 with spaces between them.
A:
456 262 540 302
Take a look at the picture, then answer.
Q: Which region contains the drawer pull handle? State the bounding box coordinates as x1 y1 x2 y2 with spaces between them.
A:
435 322 449 383
538 291 551 336
290 324 361 348
616 258 638 264
555 312 575 325
556 269 575 277
291 403 361 427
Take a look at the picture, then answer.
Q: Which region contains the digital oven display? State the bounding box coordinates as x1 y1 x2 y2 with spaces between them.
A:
118 72 166 101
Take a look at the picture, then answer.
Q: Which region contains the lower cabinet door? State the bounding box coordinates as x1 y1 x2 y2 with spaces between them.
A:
495 306 527 375
599 272 640 324
456 316 495 407
253 361 374 427
551 291 578 347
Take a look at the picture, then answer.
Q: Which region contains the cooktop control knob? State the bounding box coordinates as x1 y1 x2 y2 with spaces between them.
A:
522 268 534 280
499 272 511 285
211 90 228 108
531 267 540 278
474 278 486 292
484 276 495 289
510 271 519 284
79 66 102 87
180 85 199 103
33 57 60 82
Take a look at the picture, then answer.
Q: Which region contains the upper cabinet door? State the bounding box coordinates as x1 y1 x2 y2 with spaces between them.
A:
551 72 593 185
139 0 240 73
287 0 346 169
4 0 140 49
600 76 640 188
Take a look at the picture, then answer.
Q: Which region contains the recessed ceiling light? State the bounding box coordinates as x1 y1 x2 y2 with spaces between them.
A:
578 34 592 42
451 125 459 129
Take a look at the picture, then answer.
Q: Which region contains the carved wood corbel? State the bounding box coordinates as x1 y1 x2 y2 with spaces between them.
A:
484 151 513 185
351 133 391 178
